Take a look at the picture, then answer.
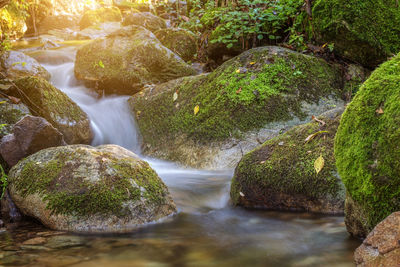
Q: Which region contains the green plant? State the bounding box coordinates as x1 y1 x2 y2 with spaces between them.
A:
0 164 7 199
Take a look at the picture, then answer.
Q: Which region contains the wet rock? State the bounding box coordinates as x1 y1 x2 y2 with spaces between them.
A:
355 212 400 266
79 7 122 30
1 190 22 223
75 25 196 95
11 77 93 145
230 109 345 214
123 12 166 32
129 46 345 169
155 28 198 62
22 237 47 246
0 51 50 81
8 145 176 233
335 53 400 238
0 115 66 167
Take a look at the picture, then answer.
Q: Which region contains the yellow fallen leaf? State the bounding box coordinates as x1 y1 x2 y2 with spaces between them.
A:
236 69 241 73
314 155 325 175
173 92 178 101
194 105 200 115
250 61 256 65
137 111 141 116
305 131 329 143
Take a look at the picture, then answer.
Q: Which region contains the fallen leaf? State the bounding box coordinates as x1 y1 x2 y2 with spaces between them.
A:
311 115 326 126
260 161 266 164
8 96 20 104
194 105 200 115
137 111 141 116
236 88 242 94
376 107 384 114
0 84 12 90
173 92 178 101
239 192 245 197
305 131 329 143
236 69 241 74
250 61 256 65
314 155 325 175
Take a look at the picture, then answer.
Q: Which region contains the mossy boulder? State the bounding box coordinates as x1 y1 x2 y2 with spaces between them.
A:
129 46 345 168
230 108 345 214
11 77 93 145
122 12 166 32
75 25 196 95
312 0 400 68
155 28 198 62
0 51 51 81
79 7 122 30
0 97 31 139
7 145 176 233
335 53 400 238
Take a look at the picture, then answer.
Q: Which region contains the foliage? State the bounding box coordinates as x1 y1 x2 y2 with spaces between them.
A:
0 164 7 199
180 0 305 51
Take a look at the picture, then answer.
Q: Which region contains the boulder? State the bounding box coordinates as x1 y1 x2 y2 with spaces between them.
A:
335 53 400 238
355 212 400 266
155 28 198 62
129 46 345 168
0 115 66 167
123 12 166 32
312 0 400 67
79 7 122 30
7 145 176 233
230 108 345 214
0 51 51 81
37 15 78 34
75 25 196 95
0 97 30 139
11 77 93 145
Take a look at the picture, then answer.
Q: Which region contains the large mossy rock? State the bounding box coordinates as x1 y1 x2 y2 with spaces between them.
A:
122 12 166 32
8 145 176 233
11 77 93 145
312 0 400 68
79 7 122 30
155 28 198 62
0 51 51 81
230 108 345 214
75 25 196 95
335 53 400 238
129 46 345 168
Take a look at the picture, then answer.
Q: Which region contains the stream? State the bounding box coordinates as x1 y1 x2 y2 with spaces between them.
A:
0 44 360 266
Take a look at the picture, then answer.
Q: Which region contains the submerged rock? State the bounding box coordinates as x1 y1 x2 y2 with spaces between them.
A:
155 28 198 62
0 115 66 167
230 108 345 214
8 145 176 233
79 7 122 30
123 12 166 32
355 212 400 266
11 77 93 145
0 51 51 80
75 25 196 95
129 46 345 168
312 0 400 67
335 53 400 238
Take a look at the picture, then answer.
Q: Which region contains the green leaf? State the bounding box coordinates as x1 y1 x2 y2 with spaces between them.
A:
98 60 105 69
257 34 264 40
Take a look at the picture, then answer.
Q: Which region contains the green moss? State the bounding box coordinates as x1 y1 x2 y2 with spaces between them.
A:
130 46 343 150
335 53 400 234
312 0 400 67
12 148 168 217
13 77 86 123
79 7 122 30
122 12 166 32
231 113 344 210
0 98 30 138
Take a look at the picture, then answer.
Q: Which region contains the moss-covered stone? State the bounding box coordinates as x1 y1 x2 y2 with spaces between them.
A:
129 46 344 168
312 0 400 67
122 12 166 33
8 144 176 233
74 25 196 95
155 28 198 62
0 51 51 81
335 53 400 238
79 7 122 30
12 77 93 145
230 109 345 214
0 97 30 138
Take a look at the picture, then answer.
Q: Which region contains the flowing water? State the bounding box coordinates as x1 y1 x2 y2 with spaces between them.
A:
0 44 360 266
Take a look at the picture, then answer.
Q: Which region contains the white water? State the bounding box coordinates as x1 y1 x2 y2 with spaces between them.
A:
40 48 233 213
